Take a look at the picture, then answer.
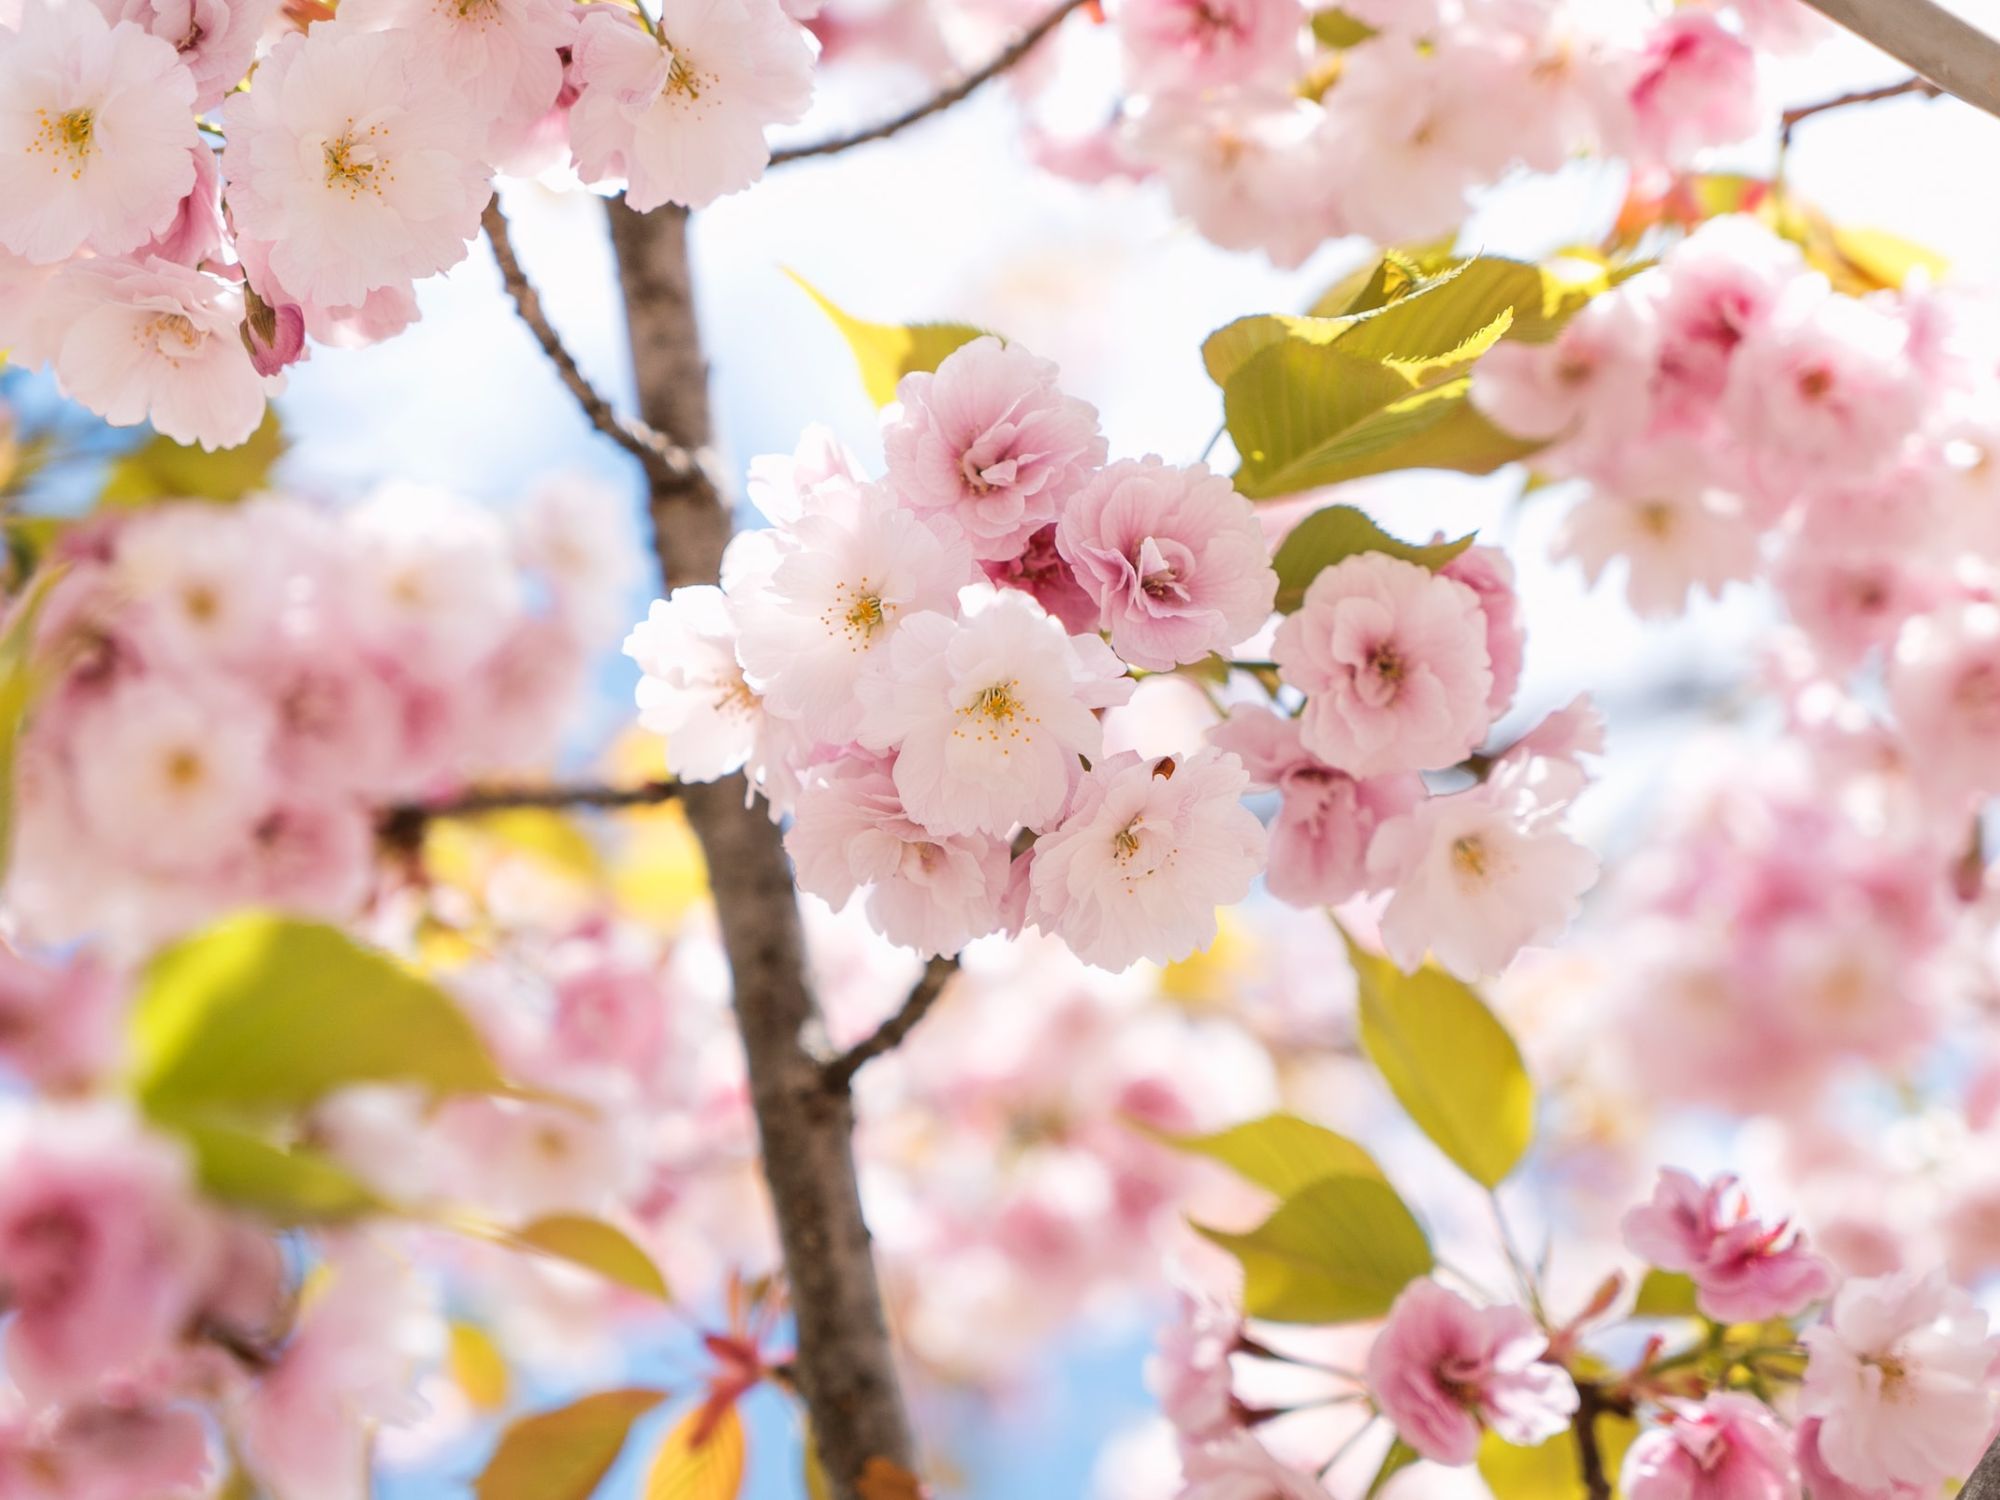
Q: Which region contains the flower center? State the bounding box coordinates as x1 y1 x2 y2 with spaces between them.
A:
323 121 390 199
164 747 206 791
30 108 96 179
829 586 887 645
1797 365 1835 401
1113 823 1143 860
1636 500 1677 538
666 52 703 98
1451 835 1488 880
972 682 1019 721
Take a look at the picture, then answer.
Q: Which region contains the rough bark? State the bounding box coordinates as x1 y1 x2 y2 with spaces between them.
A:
606 201 918 1497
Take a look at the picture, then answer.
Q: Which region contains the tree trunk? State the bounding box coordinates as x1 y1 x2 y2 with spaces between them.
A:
606 200 918 1498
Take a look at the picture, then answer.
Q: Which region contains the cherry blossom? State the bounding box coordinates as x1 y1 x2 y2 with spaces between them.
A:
224 23 494 310
883 336 1107 563
1056 457 1277 672
0 0 198 264
568 0 815 213
91 0 276 110
1025 748 1266 970
1620 1396 1801 1500
1272 552 1494 778
1623 1169 1837 1323
1365 1278 1578 1466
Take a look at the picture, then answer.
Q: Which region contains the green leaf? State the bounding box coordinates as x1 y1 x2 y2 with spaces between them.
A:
1346 936 1534 1188
475 1388 670 1500
1144 1112 1385 1195
131 913 514 1119
785 270 988 407
1283 386 1546 490
1195 1174 1433 1323
495 1214 671 1301
1223 341 1421 499
97 408 286 507
0 565 67 887
1632 1269 1700 1319
1271 505 1472 612
1476 1416 1638 1500
1366 1438 1420 1499
1310 7 1377 47
176 1119 388 1224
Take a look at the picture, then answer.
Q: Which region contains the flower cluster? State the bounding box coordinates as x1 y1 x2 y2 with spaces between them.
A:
10 477 632 951
1152 1167 2000 1500
626 335 1598 975
0 0 816 447
1012 0 1814 267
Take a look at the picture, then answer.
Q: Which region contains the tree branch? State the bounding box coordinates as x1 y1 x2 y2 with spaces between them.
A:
1796 0 2000 123
1572 1385 1613 1500
1779 74 1943 148
769 0 1092 164
824 955 959 1092
377 779 679 851
607 199 918 1500
481 199 713 493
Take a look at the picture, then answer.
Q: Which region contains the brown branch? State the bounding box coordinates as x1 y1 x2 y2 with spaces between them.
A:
769 0 1091 164
481 199 711 493
1795 0 2000 123
1573 1385 1613 1500
376 780 679 853
608 199 917 1500
823 955 959 1092
1780 74 1943 148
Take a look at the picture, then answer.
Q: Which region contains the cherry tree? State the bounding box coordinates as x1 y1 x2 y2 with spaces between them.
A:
3 0 2000 1497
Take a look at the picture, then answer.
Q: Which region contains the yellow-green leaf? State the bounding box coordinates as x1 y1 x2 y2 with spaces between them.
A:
644 1401 746 1500
476 1388 669 1500
1195 1173 1433 1324
97 408 286 507
503 1214 671 1301
785 271 988 407
1366 1438 1420 1498
1223 341 1420 499
176 1119 389 1224
1271 506 1472 612
1346 936 1534 1188
0 564 67 886
450 1322 513 1411
1309 7 1376 47
1476 1416 1637 1500
1145 1112 1386 1195
131 913 514 1119
1632 1269 1700 1319
1286 386 1545 490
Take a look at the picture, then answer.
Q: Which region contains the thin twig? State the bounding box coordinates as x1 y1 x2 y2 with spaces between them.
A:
481 200 711 490
1570 1384 1630 1500
378 779 679 851
823 955 960 1090
770 0 1092 164
1779 74 1943 149
1795 0 2000 123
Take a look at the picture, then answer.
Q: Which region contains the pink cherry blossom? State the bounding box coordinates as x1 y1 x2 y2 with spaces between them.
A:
1366 1278 1578 1466
1620 1396 1801 1500
0 1103 216 1404
883 336 1107 563
1622 1169 1837 1323
0 1401 212 1500
1886 601 2000 808
1148 1286 1241 1447
1644 216 1805 429
138 144 224 267
34 257 271 451
1207 705 1418 907
0 947 123 1092
1177 1432 1333 1500
238 1239 442 1500
1116 0 1302 96
984 522 1101 633
1799 1270 2000 1493
855 589 1132 837
91 0 276 109
1622 11 1762 166
1440 545 1524 717
787 752 1012 958
1471 291 1659 458
1726 278 1926 499
568 0 815 213
1368 755 1598 979
1273 552 1494 777
1025 748 1266 970
1795 1419 1922 1500
734 488 976 741
624 586 772 783
0 0 199 264
1122 89 1338 270
1057 458 1277 671
224 23 493 310
339 0 574 145
1557 480 1759 620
